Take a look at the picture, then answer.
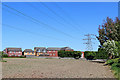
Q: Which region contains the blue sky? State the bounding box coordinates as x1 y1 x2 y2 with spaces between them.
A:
2 2 118 51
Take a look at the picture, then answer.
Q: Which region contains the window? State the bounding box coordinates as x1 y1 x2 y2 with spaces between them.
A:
50 54 52 55
29 52 31 54
10 51 12 53
53 54 55 55
53 51 55 52
14 51 16 53
25 52 27 55
43 50 46 53
32 53 34 54
37 49 40 52
19 51 21 53
49 51 51 52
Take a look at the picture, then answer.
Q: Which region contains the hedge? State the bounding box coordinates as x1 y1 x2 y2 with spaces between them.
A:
58 51 82 59
84 48 109 60
2 54 8 57
84 51 97 60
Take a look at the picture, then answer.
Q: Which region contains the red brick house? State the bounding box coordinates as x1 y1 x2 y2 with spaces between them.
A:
47 47 61 57
4 48 22 57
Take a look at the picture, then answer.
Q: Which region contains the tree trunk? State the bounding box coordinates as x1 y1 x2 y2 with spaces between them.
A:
109 54 113 59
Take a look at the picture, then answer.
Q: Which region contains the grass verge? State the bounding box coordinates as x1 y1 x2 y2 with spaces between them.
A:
1 60 7 62
105 58 120 79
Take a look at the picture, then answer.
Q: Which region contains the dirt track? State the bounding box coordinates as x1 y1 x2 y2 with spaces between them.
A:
2 58 114 78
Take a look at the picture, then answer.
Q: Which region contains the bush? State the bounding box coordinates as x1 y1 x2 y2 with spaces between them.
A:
97 48 108 59
58 51 82 59
20 55 26 58
106 59 114 65
1 60 7 62
2 54 8 57
84 51 97 60
74 52 81 59
111 63 120 78
105 58 120 78
106 58 120 65
84 49 109 60
115 41 120 57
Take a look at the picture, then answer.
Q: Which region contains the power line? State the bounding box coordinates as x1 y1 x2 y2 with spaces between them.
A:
26 2 68 27
2 23 67 42
38 2 81 33
2 3 78 40
2 7 40 25
54 3 82 31
2 7 76 43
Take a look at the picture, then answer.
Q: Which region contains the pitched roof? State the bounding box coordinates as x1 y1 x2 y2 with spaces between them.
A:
47 47 61 51
61 47 74 51
7 48 22 52
34 47 46 52
34 47 46 50
24 49 33 52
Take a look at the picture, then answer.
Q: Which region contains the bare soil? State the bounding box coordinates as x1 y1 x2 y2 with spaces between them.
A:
2 58 114 78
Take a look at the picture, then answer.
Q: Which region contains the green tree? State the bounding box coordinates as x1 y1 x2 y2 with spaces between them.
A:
115 41 120 57
103 40 118 59
97 17 120 46
0 51 3 61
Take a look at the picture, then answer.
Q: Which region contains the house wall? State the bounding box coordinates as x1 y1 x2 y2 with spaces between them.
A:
24 52 35 55
8 51 22 56
47 51 58 57
36 52 44 56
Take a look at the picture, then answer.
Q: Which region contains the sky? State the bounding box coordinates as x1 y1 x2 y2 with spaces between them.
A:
2 2 118 51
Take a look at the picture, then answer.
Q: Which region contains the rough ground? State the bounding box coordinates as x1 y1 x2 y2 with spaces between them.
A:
2 58 114 78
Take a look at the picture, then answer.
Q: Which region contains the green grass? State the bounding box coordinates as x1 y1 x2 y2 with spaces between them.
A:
106 58 120 79
1 60 7 62
45 58 54 59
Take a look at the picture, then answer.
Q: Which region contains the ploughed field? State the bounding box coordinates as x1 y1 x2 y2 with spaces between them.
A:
2 58 114 78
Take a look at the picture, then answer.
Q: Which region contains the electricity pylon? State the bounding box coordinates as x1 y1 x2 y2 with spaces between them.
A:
83 34 96 51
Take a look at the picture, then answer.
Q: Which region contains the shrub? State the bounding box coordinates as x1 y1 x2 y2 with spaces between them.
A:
20 55 26 58
106 58 120 65
105 58 120 78
58 51 82 58
106 59 114 65
1 60 7 62
84 51 97 60
111 63 120 78
115 41 120 57
97 48 108 59
84 49 110 60
2 54 8 57
74 52 81 59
